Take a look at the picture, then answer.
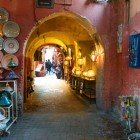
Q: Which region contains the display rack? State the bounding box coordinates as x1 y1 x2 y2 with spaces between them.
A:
0 80 18 135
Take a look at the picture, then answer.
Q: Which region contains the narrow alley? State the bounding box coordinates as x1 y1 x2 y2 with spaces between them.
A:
1 76 126 140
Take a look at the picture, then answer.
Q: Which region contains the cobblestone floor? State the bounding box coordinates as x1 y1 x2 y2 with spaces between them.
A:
1 76 127 140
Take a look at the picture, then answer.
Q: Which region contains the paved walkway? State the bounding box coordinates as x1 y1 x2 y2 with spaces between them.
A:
1 76 127 140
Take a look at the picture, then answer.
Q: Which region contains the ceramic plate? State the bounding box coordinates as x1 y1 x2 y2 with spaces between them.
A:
0 7 9 24
3 38 19 54
1 54 18 69
0 23 4 37
0 51 3 61
3 21 20 38
0 37 4 50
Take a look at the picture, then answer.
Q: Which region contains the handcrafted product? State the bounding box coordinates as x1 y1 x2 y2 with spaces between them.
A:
3 21 20 38
3 38 19 54
0 7 9 24
1 54 18 69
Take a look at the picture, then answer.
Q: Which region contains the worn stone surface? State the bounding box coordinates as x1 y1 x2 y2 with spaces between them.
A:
1 77 127 140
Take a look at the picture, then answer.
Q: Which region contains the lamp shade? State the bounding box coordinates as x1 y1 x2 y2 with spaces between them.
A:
82 71 88 77
87 70 96 77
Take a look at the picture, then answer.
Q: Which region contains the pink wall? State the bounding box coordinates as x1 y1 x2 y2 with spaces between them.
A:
122 12 140 95
0 0 121 109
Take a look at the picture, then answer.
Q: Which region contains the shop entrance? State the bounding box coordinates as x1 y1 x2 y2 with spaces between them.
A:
24 11 104 109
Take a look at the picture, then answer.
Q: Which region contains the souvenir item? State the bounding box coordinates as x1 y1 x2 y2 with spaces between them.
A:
0 23 4 37
3 38 19 54
3 21 20 37
1 54 18 69
4 82 13 92
0 7 9 24
5 70 19 79
0 94 11 107
0 37 4 50
0 112 5 121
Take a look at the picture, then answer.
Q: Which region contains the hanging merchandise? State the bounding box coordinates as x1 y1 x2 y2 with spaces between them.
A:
3 21 20 38
8 58 17 68
4 82 13 92
119 95 137 133
5 70 19 80
0 94 11 107
3 38 19 54
1 54 18 69
0 7 9 24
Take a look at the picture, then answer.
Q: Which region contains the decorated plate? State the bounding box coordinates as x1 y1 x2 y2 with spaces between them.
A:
3 21 20 38
0 51 3 61
0 23 4 37
1 54 18 69
0 7 9 24
0 37 4 50
3 38 19 54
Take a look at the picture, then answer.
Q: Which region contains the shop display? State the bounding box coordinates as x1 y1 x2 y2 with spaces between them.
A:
0 94 11 107
3 38 19 54
0 80 18 134
0 7 9 24
1 54 18 69
3 21 20 38
119 96 137 132
5 70 19 79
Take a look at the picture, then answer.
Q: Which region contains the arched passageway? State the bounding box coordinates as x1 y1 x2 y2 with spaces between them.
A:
24 11 105 108
7 11 126 140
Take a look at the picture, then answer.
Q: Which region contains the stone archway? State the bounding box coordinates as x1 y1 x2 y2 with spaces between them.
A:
23 10 105 109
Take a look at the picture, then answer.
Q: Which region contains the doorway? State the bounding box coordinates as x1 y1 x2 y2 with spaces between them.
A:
24 11 104 109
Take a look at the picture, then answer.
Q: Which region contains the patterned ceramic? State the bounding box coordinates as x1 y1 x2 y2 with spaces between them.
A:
3 38 19 54
0 7 9 24
3 21 20 37
1 54 18 69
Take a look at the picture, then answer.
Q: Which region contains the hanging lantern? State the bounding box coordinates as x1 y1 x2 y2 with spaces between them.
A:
90 50 98 62
82 71 88 77
5 70 19 79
